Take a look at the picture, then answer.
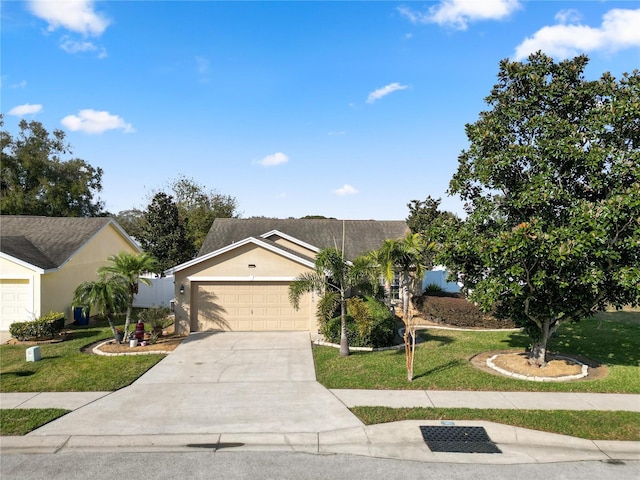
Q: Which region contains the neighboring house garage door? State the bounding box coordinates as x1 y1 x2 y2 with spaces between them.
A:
0 279 31 330
192 281 311 331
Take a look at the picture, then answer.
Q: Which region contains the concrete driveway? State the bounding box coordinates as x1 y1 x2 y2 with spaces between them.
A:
30 332 363 437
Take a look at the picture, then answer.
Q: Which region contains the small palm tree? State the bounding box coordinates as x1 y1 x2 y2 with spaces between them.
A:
73 275 129 341
289 247 374 356
98 252 159 342
370 233 429 380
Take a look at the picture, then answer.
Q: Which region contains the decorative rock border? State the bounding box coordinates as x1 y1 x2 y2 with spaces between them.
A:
92 340 173 356
486 353 589 382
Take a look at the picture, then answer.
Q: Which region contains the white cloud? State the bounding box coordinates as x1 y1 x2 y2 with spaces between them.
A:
27 0 110 36
333 184 358 196
514 8 640 60
8 104 43 116
61 109 135 134
257 152 289 167
60 36 97 54
367 82 408 104
554 9 582 25
398 0 520 30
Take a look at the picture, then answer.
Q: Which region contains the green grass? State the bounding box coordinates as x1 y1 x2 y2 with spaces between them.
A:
0 317 165 392
0 409 69 436
351 407 640 441
314 312 640 393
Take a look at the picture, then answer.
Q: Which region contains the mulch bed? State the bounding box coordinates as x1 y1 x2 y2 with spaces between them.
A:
471 349 609 381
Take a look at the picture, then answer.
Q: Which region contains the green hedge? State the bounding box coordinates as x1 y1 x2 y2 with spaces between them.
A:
323 296 397 348
9 312 66 341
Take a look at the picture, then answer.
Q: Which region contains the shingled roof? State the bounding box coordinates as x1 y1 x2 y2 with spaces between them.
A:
199 218 410 260
0 216 130 270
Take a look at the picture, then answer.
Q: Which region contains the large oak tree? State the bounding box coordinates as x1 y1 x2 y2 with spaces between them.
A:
1 118 104 217
443 53 639 366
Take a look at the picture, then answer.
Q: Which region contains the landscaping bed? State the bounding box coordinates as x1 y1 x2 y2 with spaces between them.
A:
413 294 517 329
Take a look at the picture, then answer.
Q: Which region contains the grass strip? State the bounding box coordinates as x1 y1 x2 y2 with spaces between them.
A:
351 406 640 441
0 409 70 436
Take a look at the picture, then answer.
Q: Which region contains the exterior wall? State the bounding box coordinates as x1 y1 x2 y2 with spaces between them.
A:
173 243 315 335
422 267 461 293
0 258 41 322
41 224 140 320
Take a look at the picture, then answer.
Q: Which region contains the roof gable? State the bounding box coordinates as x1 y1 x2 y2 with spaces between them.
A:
199 218 409 261
168 236 316 274
0 215 139 271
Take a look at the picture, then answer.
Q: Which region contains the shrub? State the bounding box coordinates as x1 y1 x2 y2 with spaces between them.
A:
137 306 172 335
413 295 516 329
9 312 66 341
423 283 445 295
322 296 396 348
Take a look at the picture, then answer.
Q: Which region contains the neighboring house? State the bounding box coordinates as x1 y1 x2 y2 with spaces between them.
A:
0 216 141 331
167 218 410 335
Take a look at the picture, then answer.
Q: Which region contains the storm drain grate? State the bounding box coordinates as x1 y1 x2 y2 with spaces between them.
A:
419 426 502 454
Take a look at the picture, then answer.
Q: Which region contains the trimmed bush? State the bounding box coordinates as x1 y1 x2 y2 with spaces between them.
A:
323 296 396 348
413 295 516 329
9 312 66 341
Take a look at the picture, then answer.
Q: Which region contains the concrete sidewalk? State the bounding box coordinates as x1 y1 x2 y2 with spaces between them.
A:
2 389 639 412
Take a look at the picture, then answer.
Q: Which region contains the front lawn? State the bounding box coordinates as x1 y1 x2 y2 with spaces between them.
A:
0 318 165 392
313 311 640 393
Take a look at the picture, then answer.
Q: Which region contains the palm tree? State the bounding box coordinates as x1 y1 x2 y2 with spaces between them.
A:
289 247 374 357
98 252 159 342
73 275 129 341
370 233 429 380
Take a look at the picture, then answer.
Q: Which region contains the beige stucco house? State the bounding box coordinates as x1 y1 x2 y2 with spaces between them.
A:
0 216 141 330
167 218 409 335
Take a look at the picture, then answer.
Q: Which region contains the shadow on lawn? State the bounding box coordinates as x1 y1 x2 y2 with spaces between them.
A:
413 359 465 381
502 316 640 367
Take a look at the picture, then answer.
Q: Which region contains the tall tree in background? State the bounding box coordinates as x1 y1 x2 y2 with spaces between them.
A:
138 193 192 273
444 53 639 367
114 209 146 241
168 175 239 254
1 117 104 216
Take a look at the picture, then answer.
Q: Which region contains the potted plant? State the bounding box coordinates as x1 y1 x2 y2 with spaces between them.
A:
114 328 124 343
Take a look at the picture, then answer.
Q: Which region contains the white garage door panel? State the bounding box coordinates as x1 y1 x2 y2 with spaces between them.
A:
193 281 310 332
0 279 31 330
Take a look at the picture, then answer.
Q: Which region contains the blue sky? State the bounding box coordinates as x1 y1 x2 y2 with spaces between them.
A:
2 1 639 220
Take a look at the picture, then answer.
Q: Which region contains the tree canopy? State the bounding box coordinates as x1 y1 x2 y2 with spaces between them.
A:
1 118 105 217
442 52 640 366
138 192 193 273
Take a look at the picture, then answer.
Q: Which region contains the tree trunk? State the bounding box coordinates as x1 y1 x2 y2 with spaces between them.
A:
339 299 350 357
528 318 551 367
123 304 133 343
404 328 414 381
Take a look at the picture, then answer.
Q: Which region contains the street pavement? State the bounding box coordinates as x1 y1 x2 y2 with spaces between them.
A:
1 331 639 464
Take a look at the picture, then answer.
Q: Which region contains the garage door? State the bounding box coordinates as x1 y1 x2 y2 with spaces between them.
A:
0 279 31 330
192 281 311 331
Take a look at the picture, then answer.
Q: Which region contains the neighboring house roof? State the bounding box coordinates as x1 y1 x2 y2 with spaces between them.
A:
199 218 410 261
0 215 139 271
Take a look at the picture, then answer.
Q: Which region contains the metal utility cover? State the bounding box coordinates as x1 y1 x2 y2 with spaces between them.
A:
419 426 502 454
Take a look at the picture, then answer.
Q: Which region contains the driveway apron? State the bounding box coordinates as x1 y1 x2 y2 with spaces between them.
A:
30 332 363 436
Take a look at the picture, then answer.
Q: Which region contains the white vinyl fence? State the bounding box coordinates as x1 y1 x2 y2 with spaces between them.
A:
133 275 175 308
